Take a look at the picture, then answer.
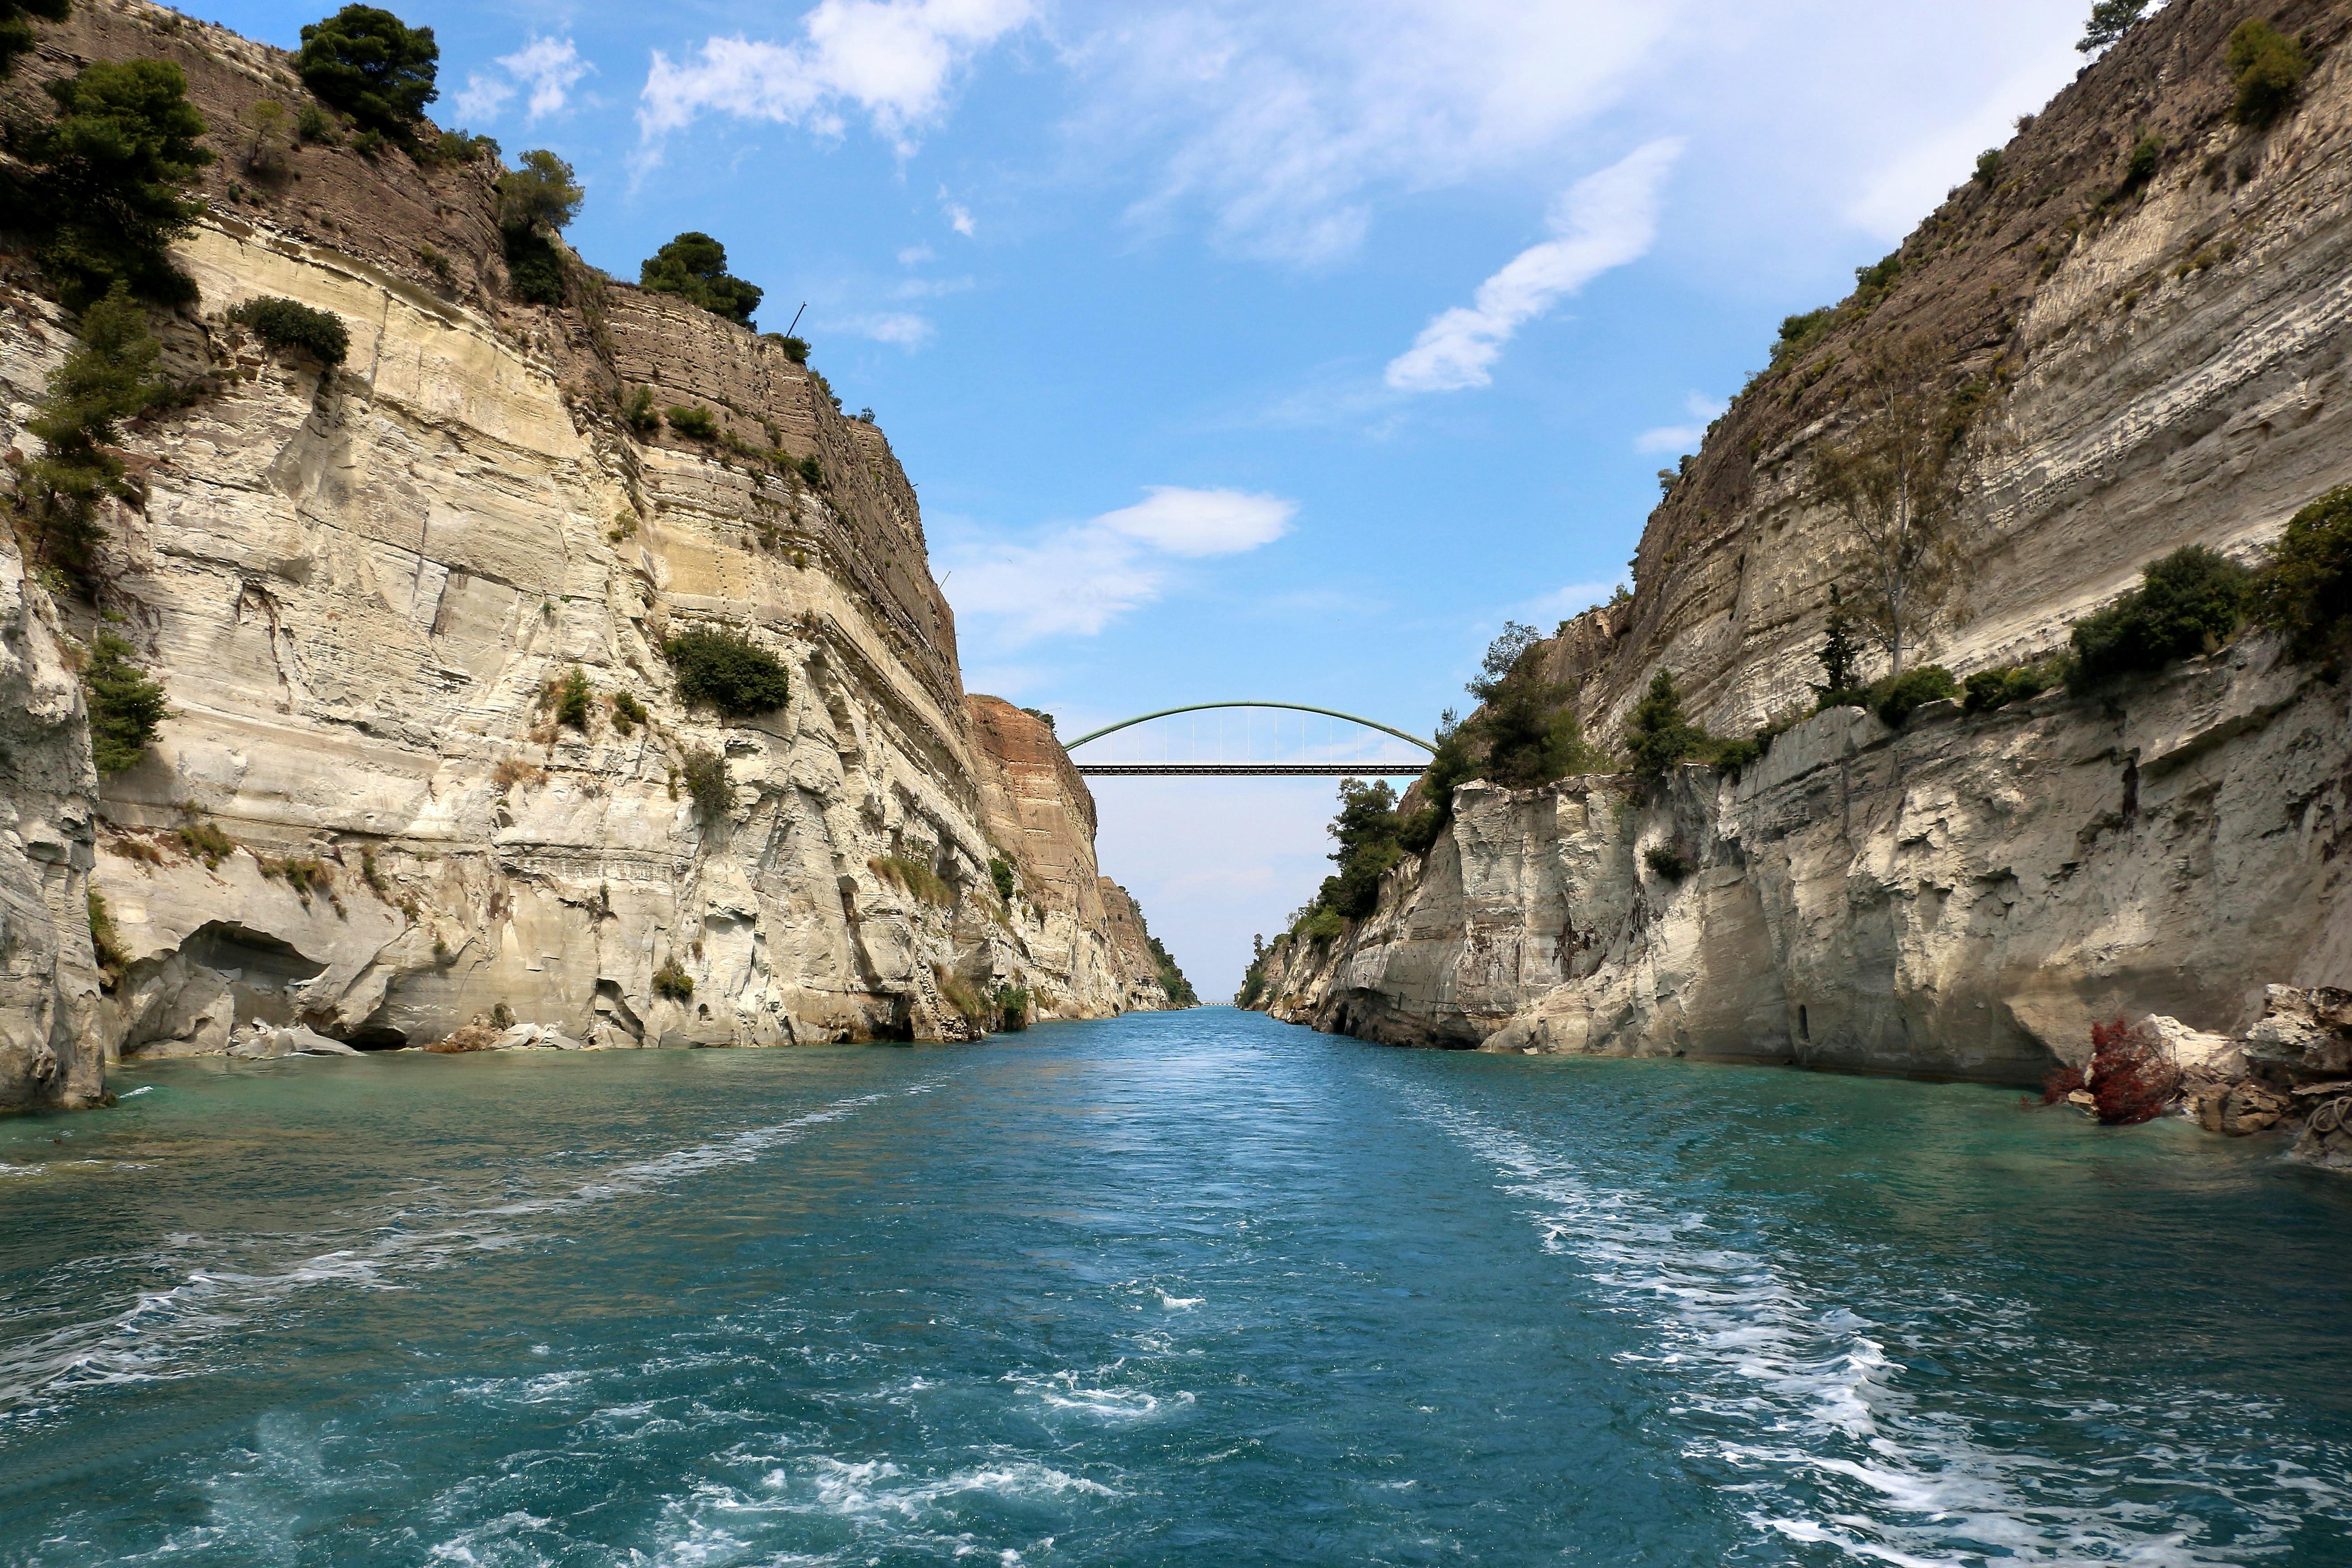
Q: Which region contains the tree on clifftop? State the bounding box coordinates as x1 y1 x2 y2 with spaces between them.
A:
641 233 763 326
2077 0 2152 55
1813 341 1968 677
298 5 439 137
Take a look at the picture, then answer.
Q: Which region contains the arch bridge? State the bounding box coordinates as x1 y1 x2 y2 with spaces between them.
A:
1064 702 1433 777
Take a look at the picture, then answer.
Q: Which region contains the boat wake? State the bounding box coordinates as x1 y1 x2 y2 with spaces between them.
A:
1395 1082 2350 1567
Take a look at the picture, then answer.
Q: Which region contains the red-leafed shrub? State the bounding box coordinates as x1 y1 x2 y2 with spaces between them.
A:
2085 1017 2180 1126
2041 1064 2087 1104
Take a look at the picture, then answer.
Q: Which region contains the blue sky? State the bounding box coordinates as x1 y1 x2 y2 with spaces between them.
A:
200 0 2090 995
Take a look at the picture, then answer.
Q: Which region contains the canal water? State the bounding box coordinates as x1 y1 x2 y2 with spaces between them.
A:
0 1007 2345 1565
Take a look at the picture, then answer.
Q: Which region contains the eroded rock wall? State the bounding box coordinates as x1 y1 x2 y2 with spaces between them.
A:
1264 0 2352 1079
0 0 1169 1096
1264 642 2352 1080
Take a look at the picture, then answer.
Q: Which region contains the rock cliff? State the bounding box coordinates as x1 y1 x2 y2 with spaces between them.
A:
0 0 1174 1105
1258 0 2352 1083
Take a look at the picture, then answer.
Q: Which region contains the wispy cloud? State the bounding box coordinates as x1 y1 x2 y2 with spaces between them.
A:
1634 390 1726 454
1074 1 1678 266
849 312 936 347
638 0 1035 157
1386 138 1681 392
944 486 1295 644
456 36 593 126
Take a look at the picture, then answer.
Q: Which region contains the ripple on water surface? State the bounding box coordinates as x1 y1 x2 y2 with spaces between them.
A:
0 1013 2344 1566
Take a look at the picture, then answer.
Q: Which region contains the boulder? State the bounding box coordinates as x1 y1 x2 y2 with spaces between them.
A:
2240 986 2352 1088
2288 1095 2352 1174
226 1023 361 1058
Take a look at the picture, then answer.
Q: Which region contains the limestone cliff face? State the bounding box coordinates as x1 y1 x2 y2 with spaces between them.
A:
0 0 1171 1097
1261 0 2352 1080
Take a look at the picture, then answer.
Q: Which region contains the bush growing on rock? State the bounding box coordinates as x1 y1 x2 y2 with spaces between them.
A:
554 665 592 730
22 284 169 580
2068 545 2253 691
652 958 694 1000
1962 662 2056 713
2254 484 2352 660
18 59 214 306
297 5 439 137
229 296 350 367
1869 665 1956 726
640 232 763 325
610 690 647 735
1625 670 1710 779
622 387 661 434
663 627 790 720
665 405 718 441
681 747 729 818
871 855 952 907
2077 0 2150 54
82 632 169 774
2227 18 2307 127
990 856 1017 902
1644 844 1692 882
1150 936 1197 1006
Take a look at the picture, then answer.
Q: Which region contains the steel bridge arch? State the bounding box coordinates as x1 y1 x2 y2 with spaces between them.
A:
1063 702 1436 755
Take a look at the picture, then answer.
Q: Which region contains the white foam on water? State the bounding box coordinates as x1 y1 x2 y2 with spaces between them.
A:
1396 1083 2350 1567
0 1081 944 1423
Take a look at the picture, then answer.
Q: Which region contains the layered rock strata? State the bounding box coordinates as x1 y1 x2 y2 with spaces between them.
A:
0 0 1172 1104
1259 0 2352 1088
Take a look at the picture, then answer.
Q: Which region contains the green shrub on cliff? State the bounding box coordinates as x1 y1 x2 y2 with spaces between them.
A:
1963 662 2057 713
1869 665 1957 726
663 627 790 720
1625 670 1709 779
681 747 729 818
229 296 350 367
2254 485 2352 660
553 665 592 731
652 958 693 1000
18 59 214 306
2068 545 2254 691
297 5 439 137
82 631 169 774
665 405 718 441
2227 18 2307 127
990 856 1017 902
2077 0 2150 54
21 284 169 580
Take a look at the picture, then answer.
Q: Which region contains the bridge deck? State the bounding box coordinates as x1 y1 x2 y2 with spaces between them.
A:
1075 762 1428 777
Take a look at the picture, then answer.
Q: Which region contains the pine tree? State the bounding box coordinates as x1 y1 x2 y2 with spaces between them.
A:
1817 585 1863 694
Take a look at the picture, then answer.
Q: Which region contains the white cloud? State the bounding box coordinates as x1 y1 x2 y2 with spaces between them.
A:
453 73 514 125
504 37 595 123
1385 138 1680 393
897 243 936 265
852 312 936 347
1514 578 1626 623
638 0 1036 155
943 486 1294 644
1074 1 1680 266
945 202 976 236
1095 486 1294 557
1634 390 1727 454
454 37 592 126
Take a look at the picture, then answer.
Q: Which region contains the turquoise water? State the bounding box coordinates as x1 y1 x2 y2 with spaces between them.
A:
0 1009 2346 1565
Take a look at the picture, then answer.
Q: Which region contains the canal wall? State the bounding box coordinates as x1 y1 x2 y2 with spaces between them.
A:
0 0 1171 1107
1253 0 2352 1081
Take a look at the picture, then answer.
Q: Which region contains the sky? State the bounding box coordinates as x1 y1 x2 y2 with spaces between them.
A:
200 0 2093 997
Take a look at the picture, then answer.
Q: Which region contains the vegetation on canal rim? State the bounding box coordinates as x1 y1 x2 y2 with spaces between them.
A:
1149 935 1198 1008
641 232 763 325
296 5 439 138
